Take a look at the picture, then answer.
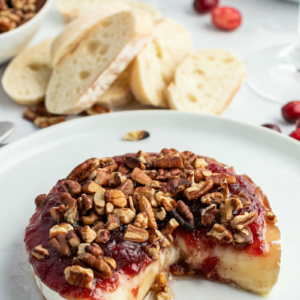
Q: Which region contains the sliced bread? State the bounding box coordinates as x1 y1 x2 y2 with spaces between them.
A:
2 38 54 106
56 0 163 23
96 65 133 107
51 2 130 67
166 49 247 114
130 19 193 108
45 10 153 115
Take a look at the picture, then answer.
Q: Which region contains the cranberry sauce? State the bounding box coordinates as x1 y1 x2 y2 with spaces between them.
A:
24 181 151 299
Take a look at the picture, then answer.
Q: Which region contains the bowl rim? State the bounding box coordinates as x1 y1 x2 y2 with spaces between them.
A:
0 0 54 39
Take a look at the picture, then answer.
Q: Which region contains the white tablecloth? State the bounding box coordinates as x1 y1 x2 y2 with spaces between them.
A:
0 0 299 143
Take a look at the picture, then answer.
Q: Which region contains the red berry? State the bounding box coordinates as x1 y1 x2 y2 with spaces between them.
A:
211 6 242 31
262 124 281 132
193 0 219 14
281 101 300 123
289 128 300 141
296 119 300 129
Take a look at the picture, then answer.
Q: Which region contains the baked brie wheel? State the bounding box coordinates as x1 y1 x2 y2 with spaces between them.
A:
24 148 281 299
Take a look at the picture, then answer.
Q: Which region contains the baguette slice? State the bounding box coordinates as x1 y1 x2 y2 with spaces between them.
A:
2 38 53 106
56 0 163 23
51 2 130 67
46 10 152 115
166 49 247 114
130 19 193 108
96 65 133 107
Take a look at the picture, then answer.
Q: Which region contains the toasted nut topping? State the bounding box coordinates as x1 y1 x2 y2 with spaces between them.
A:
131 168 152 185
155 192 176 212
230 212 258 230
82 193 94 211
85 243 103 257
105 190 127 208
123 156 146 170
233 227 253 248
194 168 212 183
102 257 117 270
95 229 110 243
124 224 149 243
92 221 105 233
201 192 224 206
144 241 160 260
77 243 90 256
82 210 100 226
207 224 233 244
81 104 111 116
113 208 136 224
156 287 171 300
82 181 101 194
134 187 155 200
94 187 106 207
50 206 65 221
106 203 114 215
194 158 208 169
35 194 47 207
34 116 66 128
67 158 100 181
31 245 49 260
133 212 148 229
50 233 70 256
180 151 197 168
123 130 150 141
219 198 243 224
210 173 236 185
59 192 76 206
62 180 82 196
150 229 170 248
67 230 81 248
50 223 73 238
266 211 277 222
94 169 110 186
99 157 115 167
184 180 213 200
79 226 97 243
118 164 131 176
138 195 157 229
154 207 167 221
117 179 134 197
153 272 168 289
109 172 126 187
171 200 194 230
217 179 230 199
160 178 191 197
201 204 219 226
155 154 184 170
64 265 94 289
238 192 252 207
166 218 179 234
64 203 79 225
104 214 120 231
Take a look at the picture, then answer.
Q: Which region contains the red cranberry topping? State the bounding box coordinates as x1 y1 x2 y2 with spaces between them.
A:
211 6 242 31
262 124 281 132
281 101 300 123
193 0 218 14
289 128 300 141
296 119 300 129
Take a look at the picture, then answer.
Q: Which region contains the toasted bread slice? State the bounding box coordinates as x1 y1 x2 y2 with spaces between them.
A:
2 38 53 106
130 19 193 108
166 49 247 114
56 0 163 23
46 10 152 115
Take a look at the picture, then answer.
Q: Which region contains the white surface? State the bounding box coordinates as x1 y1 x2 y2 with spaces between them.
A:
0 111 299 299
0 0 300 143
0 0 55 64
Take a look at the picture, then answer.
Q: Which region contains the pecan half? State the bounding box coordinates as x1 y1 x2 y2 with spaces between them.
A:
31 245 49 260
184 180 213 201
64 266 94 289
50 233 70 256
124 224 149 243
85 243 103 257
170 200 194 230
67 158 100 181
131 168 152 185
230 212 258 230
207 224 233 244
155 154 184 169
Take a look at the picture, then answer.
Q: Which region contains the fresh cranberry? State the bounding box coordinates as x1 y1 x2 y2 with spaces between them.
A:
281 101 300 123
296 119 300 129
289 128 300 141
211 6 242 31
193 0 219 14
262 124 281 132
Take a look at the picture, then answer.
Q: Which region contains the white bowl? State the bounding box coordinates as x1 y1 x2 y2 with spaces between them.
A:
0 0 54 65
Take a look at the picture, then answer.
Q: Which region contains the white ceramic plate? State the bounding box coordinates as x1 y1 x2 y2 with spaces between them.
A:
0 111 299 300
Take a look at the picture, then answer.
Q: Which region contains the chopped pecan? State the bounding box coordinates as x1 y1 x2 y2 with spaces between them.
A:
105 190 127 208
230 212 258 230
131 168 152 185
59 192 76 206
93 187 106 207
194 168 212 183
123 156 146 170
85 243 103 257
77 243 90 256
153 207 167 221
210 173 236 186
105 203 114 215
156 286 171 300
81 104 111 116
113 208 136 224
134 187 155 200
123 130 150 141
201 192 224 206
160 178 191 197
64 265 94 289
233 227 253 248
157 168 182 181
201 204 219 226
184 180 213 201
117 164 132 176
138 195 157 229
99 157 115 168
82 210 100 225
266 211 277 222
82 181 101 194
238 192 252 207
133 212 148 229
95 229 110 243
155 154 184 170
92 221 105 233
219 198 243 224
50 223 73 238
146 180 165 189
180 151 197 168
144 241 160 260
64 203 79 224
144 170 158 180
170 200 194 230
124 224 149 243
67 158 100 181
104 214 120 231
23 107 38 122
78 226 96 243
50 233 70 256
94 169 110 186
102 257 117 270
148 229 170 248
34 116 66 128
109 172 126 187
166 218 179 234
50 206 66 221
82 194 93 211
35 194 47 207
103 163 119 174
0 0 8 11
155 192 176 212
207 224 233 244
117 179 134 197
31 245 49 260
67 230 81 248
217 179 230 200
128 196 136 213
62 180 81 196
194 158 208 169
135 150 148 163
152 272 168 290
